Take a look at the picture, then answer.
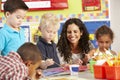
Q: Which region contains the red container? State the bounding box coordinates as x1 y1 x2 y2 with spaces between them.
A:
105 66 120 80
93 65 106 79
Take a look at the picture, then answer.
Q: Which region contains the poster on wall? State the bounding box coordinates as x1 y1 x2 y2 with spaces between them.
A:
1 0 68 11
1 0 51 11
82 0 101 12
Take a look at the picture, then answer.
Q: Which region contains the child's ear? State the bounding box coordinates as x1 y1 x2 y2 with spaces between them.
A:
5 12 10 18
24 60 32 67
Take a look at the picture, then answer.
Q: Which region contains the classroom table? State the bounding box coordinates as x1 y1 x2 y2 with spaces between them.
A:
39 70 107 80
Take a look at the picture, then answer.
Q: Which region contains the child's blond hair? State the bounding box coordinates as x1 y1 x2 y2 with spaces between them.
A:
39 13 60 30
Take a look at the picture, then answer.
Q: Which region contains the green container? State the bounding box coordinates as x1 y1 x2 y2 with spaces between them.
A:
89 60 96 73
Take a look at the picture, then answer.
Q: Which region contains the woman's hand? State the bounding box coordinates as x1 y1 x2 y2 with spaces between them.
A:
61 63 69 68
82 54 89 65
73 59 83 65
61 64 70 71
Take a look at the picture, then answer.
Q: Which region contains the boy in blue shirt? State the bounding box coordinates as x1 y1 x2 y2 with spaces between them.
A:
0 0 29 56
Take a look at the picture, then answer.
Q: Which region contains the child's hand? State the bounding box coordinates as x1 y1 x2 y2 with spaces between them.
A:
45 59 54 66
31 69 43 80
40 59 54 69
35 69 43 79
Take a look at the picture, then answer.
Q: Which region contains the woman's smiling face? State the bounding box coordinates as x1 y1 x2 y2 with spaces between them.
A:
67 23 82 45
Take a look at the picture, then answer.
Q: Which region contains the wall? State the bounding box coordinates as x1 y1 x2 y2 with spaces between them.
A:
0 0 110 46
0 0 110 23
110 0 120 53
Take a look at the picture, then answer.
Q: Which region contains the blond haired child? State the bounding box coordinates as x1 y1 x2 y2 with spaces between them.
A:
37 13 60 69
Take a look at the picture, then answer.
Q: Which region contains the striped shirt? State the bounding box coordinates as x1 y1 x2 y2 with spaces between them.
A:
0 52 30 80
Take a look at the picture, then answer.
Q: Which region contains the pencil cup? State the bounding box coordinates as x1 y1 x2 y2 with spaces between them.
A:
69 64 79 76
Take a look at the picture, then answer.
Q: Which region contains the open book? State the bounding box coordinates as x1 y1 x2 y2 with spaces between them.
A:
43 67 70 76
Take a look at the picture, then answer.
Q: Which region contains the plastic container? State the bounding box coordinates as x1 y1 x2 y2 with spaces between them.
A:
93 65 106 79
89 60 96 73
69 64 79 76
105 66 120 80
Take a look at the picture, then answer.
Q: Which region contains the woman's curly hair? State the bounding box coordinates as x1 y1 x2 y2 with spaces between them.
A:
57 18 90 63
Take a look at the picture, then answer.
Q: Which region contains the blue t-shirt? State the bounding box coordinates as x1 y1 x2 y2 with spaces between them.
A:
0 24 25 56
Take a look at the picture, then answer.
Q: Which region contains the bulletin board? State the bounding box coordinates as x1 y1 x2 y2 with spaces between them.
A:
82 0 101 11
84 21 110 34
21 25 30 42
85 21 110 48
58 20 110 48
1 0 68 11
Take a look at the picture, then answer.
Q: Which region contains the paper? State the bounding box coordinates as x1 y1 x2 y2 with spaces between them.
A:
43 67 69 76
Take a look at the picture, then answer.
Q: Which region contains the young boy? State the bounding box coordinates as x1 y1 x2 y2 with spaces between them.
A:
0 42 42 80
37 13 60 69
0 0 29 56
